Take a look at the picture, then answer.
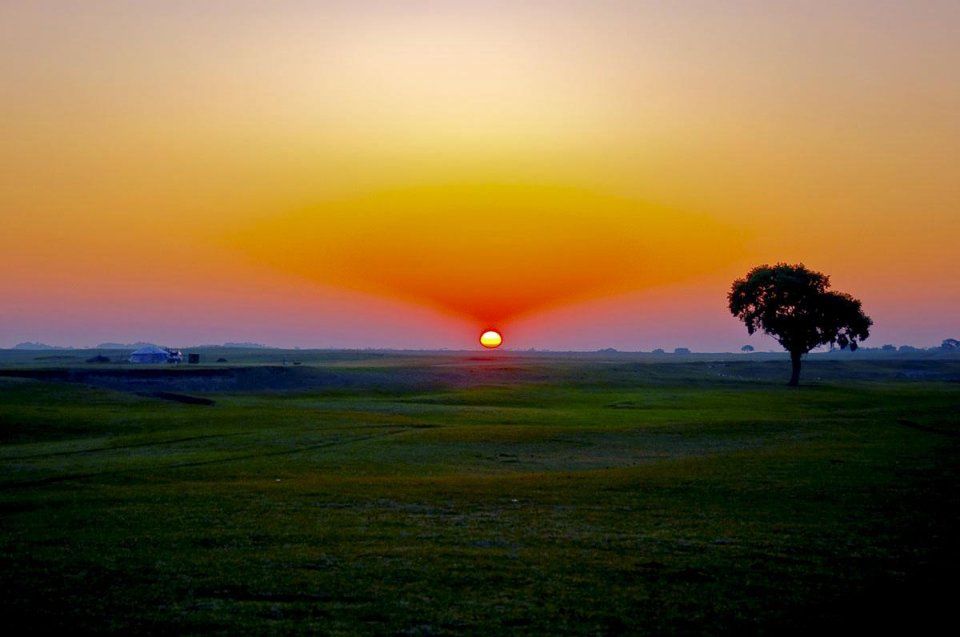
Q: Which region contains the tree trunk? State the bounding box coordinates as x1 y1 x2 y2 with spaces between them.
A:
788 350 802 387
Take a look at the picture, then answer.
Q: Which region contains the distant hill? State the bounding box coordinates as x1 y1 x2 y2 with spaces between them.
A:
12 342 70 350
193 342 269 349
95 341 268 349
96 342 158 349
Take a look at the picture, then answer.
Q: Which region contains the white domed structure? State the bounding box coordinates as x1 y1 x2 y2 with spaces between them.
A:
128 345 182 364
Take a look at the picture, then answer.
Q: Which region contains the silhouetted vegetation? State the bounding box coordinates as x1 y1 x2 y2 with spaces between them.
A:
729 263 872 386
741 345 754 352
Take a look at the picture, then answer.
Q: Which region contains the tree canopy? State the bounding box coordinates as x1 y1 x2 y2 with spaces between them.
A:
729 263 872 385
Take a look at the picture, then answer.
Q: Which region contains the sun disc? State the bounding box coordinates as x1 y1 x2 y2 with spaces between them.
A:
479 330 502 349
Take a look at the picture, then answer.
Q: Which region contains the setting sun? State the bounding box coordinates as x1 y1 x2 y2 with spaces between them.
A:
479 330 503 349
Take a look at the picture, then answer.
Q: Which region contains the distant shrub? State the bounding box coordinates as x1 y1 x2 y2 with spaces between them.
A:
86 355 110 364
216 357 228 363
652 348 665 354
881 344 897 352
674 347 691 355
741 345 754 352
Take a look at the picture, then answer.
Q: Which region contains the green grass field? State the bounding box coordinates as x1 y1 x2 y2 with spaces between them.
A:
1 353 958 634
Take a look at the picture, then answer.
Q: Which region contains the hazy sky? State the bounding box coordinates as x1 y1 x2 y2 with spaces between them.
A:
2 1 958 350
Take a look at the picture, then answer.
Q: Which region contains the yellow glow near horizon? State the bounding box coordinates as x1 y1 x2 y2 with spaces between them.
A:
231 182 745 325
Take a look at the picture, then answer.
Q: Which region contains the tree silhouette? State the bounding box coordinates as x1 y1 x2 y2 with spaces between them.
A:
728 263 872 386
740 345 754 352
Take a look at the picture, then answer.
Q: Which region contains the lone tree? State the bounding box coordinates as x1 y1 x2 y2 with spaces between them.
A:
728 263 872 386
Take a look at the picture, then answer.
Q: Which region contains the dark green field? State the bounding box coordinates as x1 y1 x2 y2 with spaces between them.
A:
2 353 958 634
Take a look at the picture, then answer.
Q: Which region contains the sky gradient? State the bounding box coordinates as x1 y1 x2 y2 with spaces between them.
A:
2 1 958 350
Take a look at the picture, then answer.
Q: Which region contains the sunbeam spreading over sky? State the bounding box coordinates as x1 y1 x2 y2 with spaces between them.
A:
1 1 958 350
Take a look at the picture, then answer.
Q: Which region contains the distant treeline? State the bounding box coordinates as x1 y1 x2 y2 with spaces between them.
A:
9 341 270 350
6 338 959 354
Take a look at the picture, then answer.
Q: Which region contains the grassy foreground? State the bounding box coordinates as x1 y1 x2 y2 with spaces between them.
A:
1 355 958 634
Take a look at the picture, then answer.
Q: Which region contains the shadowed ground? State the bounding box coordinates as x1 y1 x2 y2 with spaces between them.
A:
1 354 958 634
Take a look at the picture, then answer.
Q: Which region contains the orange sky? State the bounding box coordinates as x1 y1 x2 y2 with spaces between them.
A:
1 1 958 349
